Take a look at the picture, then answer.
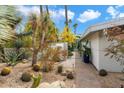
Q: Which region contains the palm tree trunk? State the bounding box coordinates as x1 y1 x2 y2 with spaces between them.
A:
46 5 49 15
74 28 76 34
65 5 68 26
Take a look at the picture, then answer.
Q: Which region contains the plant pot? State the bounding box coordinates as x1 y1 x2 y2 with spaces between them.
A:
83 54 90 63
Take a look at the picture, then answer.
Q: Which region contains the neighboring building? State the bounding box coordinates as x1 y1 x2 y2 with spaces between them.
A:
79 17 124 72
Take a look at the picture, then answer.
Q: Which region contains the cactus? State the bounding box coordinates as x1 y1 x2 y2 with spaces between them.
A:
21 72 32 82
1 67 11 76
31 74 42 88
33 64 41 72
57 65 63 73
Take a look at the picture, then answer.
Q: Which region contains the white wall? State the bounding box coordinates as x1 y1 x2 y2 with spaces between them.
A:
99 31 123 72
88 32 100 70
51 42 68 50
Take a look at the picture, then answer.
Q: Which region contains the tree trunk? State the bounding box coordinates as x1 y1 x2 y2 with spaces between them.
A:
65 5 68 26
74 28 76 34
32 50 38 66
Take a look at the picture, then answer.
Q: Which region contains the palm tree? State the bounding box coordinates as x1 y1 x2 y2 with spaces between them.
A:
73 23 78 34
64 5 68 26
45 5 49 15
0 6 21 62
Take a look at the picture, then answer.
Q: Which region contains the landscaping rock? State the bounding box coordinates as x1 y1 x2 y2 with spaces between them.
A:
39 82 50 88
22 59 29 63
66 72 74 79
39 81 66 88
49 81 66 88
99 69 108 76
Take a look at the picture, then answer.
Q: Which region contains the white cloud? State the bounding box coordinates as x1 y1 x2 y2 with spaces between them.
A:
106 6 124 19
49 9 75 20
17 6 75 21
106 6 119 18
118 13 124 17
115 5 124 9
17 6 40 16
77 9 101 23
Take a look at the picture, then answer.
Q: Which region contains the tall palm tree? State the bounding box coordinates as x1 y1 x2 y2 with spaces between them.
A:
73 23 78 34
64 5 68 26
45 5 49 15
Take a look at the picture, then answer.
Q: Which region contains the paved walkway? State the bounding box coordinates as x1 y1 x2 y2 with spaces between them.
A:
75 52 124 88
75 52 101 88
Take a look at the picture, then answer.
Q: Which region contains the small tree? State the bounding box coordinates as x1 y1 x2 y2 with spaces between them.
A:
26 6 58 66
104 26 124 69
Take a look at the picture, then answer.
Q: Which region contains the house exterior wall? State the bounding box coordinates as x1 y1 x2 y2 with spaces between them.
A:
87 32 100 70
99 31 123 72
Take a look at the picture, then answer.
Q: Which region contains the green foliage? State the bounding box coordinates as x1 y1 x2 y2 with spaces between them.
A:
31 74 42 88
14 39 24 49
0 6 21 45
83 40 91 56
68 50 73 57
5 51 23 66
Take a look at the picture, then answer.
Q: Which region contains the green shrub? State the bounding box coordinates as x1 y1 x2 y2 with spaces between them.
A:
14 39 24 49
68 51 73 57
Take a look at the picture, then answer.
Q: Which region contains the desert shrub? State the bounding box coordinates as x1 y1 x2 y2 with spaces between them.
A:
57 65 63 73
42 61 54 72
1 67 11 76
21 72 32 82
33 64 41 72
99 69 108 76
14 39 24 49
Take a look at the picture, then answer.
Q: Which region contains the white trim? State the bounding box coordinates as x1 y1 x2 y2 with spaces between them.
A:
80 17 124 41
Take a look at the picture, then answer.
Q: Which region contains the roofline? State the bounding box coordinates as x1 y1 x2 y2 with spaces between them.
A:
79 17 124 41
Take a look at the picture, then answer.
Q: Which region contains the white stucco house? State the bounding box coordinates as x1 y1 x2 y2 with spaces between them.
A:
79 17 124 72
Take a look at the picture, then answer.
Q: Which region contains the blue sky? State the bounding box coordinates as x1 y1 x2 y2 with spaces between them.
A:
17 5 124 35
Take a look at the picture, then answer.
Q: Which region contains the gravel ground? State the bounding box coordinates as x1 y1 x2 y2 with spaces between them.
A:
0 61 75 88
